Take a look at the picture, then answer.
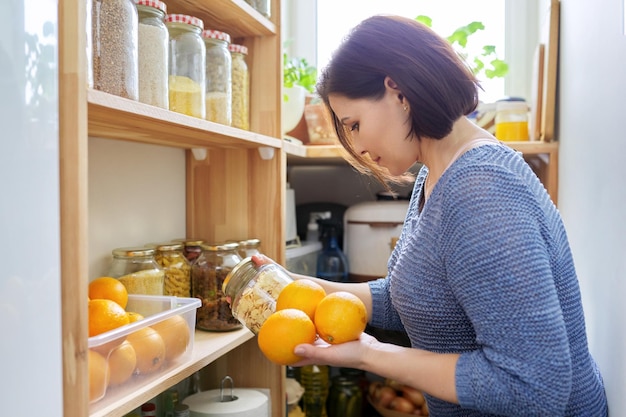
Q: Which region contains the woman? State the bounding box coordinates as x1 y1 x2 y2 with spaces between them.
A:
263 15 608 416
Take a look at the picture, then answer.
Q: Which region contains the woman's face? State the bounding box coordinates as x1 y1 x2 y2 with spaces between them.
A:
328 81 419 176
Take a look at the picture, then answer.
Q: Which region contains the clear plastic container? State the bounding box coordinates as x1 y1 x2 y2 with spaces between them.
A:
165 14 206 118
137 0 169 109
153 242 191 297
108 246 165 295
222 256 293 334
92 0 139 99
202 29 232 125
229 44 250 130
495 100 529 141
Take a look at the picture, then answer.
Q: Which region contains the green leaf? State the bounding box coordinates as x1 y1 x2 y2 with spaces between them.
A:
415 15 432 27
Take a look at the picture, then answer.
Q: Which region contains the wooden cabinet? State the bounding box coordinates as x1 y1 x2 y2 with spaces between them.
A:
59 1 286 416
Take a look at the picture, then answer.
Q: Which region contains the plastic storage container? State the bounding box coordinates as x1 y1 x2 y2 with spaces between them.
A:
229 44 249 130
92 0 139 99
137 0 169 108
165 14 205 118
495 100 529 141
202 29 232 125
88 295 200 406
108 246 165 295
285 241 322 275
222 256 293 334
153 242 191 297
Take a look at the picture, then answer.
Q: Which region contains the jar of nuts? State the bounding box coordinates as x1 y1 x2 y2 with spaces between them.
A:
153 242 191 297
222 256 293 334
192 242 243 331
108 246 165 295
229 44 249 130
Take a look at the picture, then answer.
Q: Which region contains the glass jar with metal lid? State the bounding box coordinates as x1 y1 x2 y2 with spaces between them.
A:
191 242 243 331
238 238 261 258
202 29 232 126
137 0 169 109
152 242 191 297
172 237 205 264
108 246 164 295
92 0 139 99
222 256 293 334
229 44 249 130
165 14 205 118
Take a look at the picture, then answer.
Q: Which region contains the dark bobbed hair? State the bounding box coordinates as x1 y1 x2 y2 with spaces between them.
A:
317 15 481 185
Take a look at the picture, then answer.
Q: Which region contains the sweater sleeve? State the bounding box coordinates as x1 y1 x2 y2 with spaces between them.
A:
440 164 572 416
368 277 405 331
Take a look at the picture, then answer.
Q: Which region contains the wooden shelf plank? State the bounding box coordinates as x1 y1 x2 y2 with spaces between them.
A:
88 90 282 151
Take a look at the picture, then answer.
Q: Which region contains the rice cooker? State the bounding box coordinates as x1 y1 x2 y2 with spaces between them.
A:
343 200 409 282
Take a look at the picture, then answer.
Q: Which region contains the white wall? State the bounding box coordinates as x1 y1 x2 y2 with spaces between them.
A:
557 0 626 412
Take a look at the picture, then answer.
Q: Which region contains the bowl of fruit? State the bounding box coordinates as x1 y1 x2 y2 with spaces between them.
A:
368 379 429 416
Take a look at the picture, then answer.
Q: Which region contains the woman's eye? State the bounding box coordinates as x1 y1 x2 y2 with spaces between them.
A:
350 123 359 132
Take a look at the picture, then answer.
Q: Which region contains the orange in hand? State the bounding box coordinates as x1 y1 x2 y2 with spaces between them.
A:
257 308 317 365
89 277 129 309
276 279 326 321
314 291 367 344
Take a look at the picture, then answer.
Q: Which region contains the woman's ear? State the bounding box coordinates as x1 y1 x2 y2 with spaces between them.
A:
385 76 400 90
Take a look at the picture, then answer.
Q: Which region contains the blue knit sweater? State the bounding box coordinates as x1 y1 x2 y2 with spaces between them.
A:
368 143 608 416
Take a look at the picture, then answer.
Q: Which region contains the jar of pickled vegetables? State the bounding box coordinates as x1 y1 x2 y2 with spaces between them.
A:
202 29 232 125
108 246 164 295
229 44 249 130
153 242 191 297
165 14 205 118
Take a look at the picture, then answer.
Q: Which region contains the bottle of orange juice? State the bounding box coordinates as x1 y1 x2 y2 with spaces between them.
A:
495 99 529 141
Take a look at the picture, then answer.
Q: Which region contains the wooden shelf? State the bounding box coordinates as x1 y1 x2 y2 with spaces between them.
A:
90 329 254 417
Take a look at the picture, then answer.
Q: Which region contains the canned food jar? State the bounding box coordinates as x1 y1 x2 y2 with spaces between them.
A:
137 0 169 109
92 0 139 99
192 242 243 331
165 14 205 118
327 375 363 417
202 29 232 125
172 237 205 264
229 44 250 130
222 256 293 334
153 242 191 297
495 100 529 141
238 238 261 258
108 247 165 295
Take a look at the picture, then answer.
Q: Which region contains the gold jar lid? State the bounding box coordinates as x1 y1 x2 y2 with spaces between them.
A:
112 246 155 258
239 238 261 248
172 237 205 247
201 242 240 252
153 242 184 252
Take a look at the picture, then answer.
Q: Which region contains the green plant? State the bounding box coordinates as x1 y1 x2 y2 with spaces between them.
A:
415 15 508 79
283 53 317 94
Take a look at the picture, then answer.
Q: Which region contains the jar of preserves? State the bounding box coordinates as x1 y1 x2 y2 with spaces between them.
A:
222 256 293 334
238 238 261 258
192 242 243 331
172 237 205 264
165 14 205 118
327 375 362 417
153 242 191 297
137 0 169 109
92 0 139 99
202 29 232 125
495 99 529 141
108 247 164 295
229 44 249 130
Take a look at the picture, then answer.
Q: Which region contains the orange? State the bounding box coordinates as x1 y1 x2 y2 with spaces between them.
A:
276 279 326 321
88 299 130 337
88 349 110 403
89 277 129 309
314 291 367 344
107 340 137 386
126 326 166 374
257 308 317 366
127 311 144 323
152 314 190 362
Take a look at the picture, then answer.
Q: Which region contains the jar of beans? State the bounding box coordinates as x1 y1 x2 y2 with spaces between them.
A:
92 0 139 99
191 242 242 331
137 0 169 109
165 14 205 118
153 242 191 297
229 44 249 130
108 247 165 295
202 29 232 126
173 237 205 264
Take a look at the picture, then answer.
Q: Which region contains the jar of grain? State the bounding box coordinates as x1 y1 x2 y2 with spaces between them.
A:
229 44 250 130
108 247 165 295
165 14 205 118
137 0 169 109
191 242 243 331
92 0 139 99
153 242 191 297
202 30 232 126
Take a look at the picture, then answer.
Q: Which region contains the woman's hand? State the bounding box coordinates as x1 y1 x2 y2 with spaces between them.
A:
251 254 275 266
290 331 380 369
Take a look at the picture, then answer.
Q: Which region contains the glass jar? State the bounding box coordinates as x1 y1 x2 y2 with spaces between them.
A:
495 99 529 141
137 0 169 109
172 237 205 264
238 238 261 258
165 14 205 118
202 29 232 126
300 365 329 417
92 0 139 99
229 44 249 130
108 247 164 295
222 256 293 334
327 375 363 417
192 242 243 331
153 242 191 297
255 0 270 18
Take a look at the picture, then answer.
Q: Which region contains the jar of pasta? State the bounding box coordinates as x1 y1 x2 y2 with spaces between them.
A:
108 246 165 295
153 242 191 297
191 242 243 331
165 14 205 118
222 256 293 334
202 29 232 125
229 44 249 130
137 0 169 109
